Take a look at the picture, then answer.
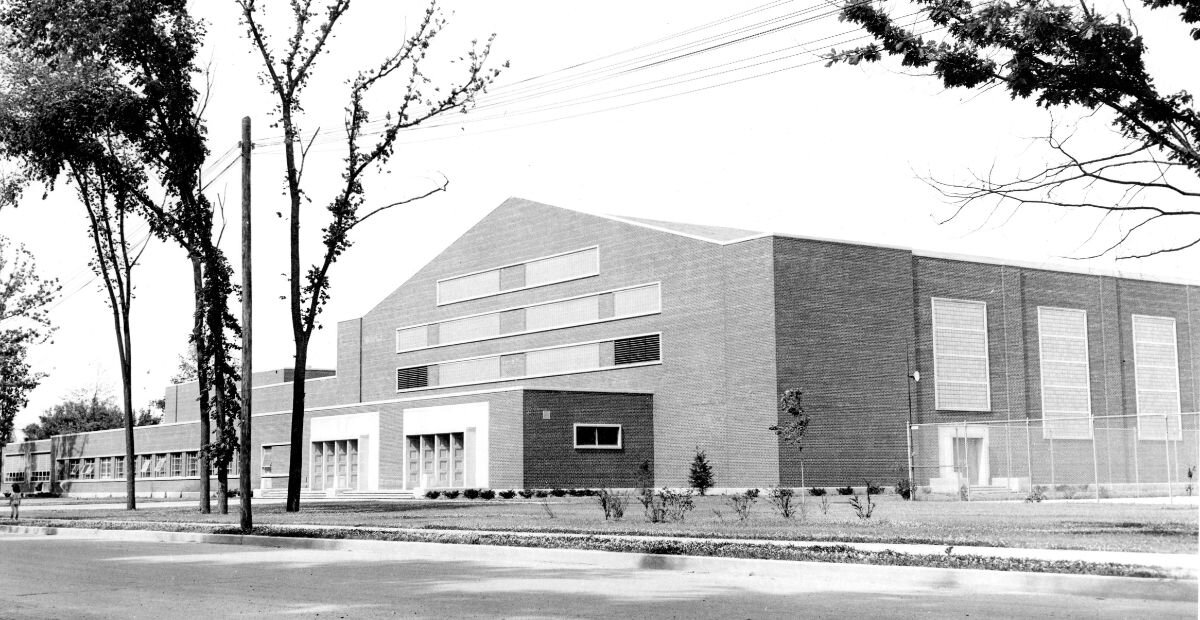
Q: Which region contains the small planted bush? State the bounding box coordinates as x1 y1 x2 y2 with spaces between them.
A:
550 488 567 497
848 492 875 520
894 479 913 500
865 481 884 496
744 488 761 499
727 490 757 522
479 489 496 500
1025 486 1047 503
808 487 827 497
836 485 854 496
424 490 441 499
596 489 627 521
499 490 517 499
641 488 695 523
768 487 801 520
534 489 549 498
463 488 480 500
518 489 535 499
441 489 461 499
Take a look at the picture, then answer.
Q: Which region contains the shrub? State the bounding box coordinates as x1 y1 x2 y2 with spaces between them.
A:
768 487 801 519
567 489 584 497
499 490 517 499
808 487 827 497
727 490 757 521
518 489 535 499
642 488 695 523
818 495 831 515
424 490 441 499
688 448 715 495
1054 484 1076 500
894 479 913 500
1025 485 1047 503
550 488 567 497
848 492 875 520
865 481 884 496
744 488 760 499
836 485 854 496
441 489 461 499
959 485 969 501
596 489 628 520
463 488 480 500
534 489 549 498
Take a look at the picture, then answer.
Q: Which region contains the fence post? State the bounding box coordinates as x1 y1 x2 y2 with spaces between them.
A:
962 420 970 501
1133 414 1141 498
1164 414 1173 504
1025 418 1034 492
1091 418 1101 503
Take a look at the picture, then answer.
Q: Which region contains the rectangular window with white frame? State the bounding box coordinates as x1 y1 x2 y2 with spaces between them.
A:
574 424 622 449
1038 307 1092 439
1133 314 1182 440
932 298 991 411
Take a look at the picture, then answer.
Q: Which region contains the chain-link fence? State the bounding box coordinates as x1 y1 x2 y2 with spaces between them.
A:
909 412 1199 501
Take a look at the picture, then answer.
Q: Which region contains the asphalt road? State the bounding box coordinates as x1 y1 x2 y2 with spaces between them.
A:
0 532 1193 619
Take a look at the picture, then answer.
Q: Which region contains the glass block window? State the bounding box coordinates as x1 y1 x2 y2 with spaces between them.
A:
1133 315 1182 440
439 313 501 345
396 326 428 351
525 248 598 288
438 269 500 305
527 343 600 376
438 356 501 386
932 298 991 411
525 296 599 331
1038 307 1092 439
574 424 622 449
614 283 661 317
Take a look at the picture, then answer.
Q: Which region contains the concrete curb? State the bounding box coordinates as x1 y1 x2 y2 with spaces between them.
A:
3 523 1195 602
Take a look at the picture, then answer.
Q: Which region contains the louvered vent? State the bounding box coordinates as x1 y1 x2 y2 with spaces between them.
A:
396 365 429 390
614 334 660 365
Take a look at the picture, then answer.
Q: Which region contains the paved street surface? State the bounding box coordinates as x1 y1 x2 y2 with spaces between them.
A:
0 532 1192 619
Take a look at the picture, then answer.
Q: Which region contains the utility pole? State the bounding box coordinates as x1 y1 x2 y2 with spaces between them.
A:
239 116 253 532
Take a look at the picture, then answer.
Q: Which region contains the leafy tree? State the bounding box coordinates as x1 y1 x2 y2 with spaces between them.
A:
236 0 503 512
0 238 57 477
771 388 811 447
827 0 1200 258
688 448 715 495
22 391 159 440
0 0 242 514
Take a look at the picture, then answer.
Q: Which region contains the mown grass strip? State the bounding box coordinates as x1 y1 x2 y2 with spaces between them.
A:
15 518 1178 579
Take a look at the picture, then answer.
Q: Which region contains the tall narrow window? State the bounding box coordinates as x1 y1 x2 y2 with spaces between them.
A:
1133 315 1181 440
1038 307 1092 439
932 298 990 411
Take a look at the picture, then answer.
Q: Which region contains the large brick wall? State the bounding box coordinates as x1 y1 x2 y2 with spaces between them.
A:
522 390 653 488
773 237 914 487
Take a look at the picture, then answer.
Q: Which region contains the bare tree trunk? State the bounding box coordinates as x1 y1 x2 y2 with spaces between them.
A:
192 257 211 514
285 341 307 512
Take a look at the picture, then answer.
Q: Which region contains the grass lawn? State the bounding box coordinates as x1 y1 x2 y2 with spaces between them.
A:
21 494 1198 554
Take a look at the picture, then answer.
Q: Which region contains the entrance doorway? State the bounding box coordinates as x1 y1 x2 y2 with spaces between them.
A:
406 432 464 488
311 439 359 491
953 437 986 486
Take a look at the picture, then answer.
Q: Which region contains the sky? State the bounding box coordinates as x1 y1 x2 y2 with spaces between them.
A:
0 0 1195 435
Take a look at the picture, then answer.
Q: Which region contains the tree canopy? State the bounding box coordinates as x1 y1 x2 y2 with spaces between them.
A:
828 0 1200 258
0 237 57 450
22 390 159 441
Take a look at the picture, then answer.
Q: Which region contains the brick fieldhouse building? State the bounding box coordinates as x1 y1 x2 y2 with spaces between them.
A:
4 198 1197 496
